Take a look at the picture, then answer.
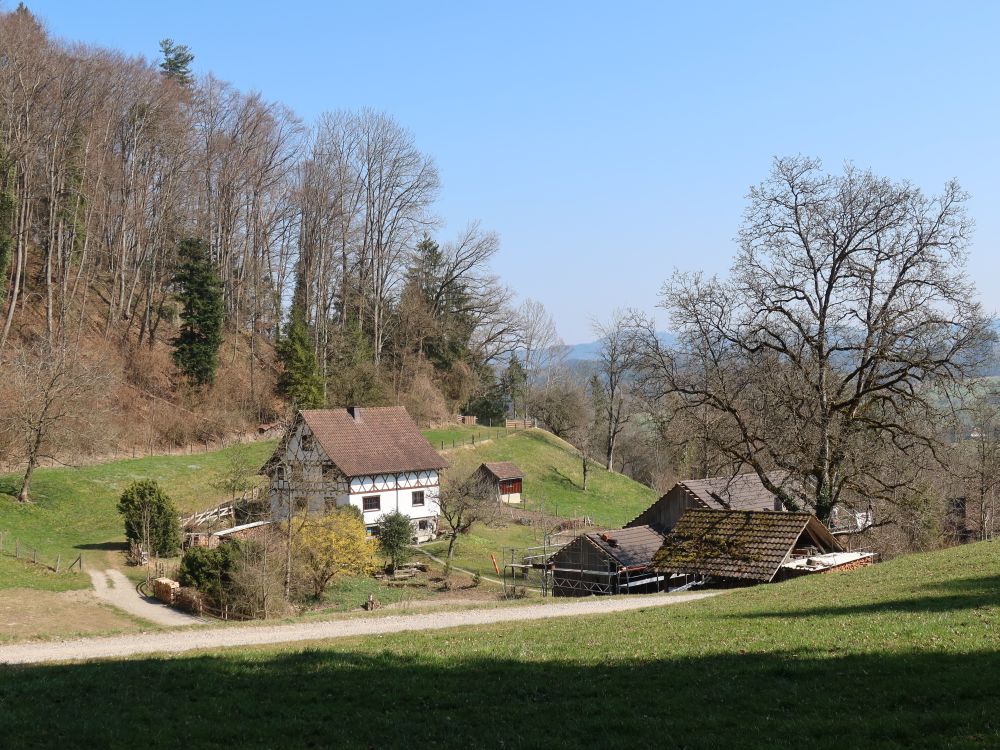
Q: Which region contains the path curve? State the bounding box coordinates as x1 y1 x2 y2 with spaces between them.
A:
88 570 202 627
0 591 719 665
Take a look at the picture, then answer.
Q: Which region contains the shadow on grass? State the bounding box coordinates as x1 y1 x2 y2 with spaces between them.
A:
1 648 998 748
727 575 1000 619
74 541 127 551
0 477 21 497
550 466 580 491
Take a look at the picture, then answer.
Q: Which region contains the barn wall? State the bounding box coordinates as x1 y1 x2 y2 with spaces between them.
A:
625 486 701 531
550 537 618 596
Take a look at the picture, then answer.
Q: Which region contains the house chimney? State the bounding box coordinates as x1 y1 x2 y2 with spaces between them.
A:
348 406 362 422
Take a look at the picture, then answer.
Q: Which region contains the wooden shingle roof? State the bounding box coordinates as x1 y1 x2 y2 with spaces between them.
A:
480 462 524 481
679 472 797 512
586 525 666 568
300 407 449 477
651 509 842 583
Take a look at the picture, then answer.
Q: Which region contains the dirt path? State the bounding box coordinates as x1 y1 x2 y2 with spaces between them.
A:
0 591 719 665
87 570 202 627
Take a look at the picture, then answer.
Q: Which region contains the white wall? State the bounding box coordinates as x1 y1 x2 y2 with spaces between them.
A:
268 421 440 540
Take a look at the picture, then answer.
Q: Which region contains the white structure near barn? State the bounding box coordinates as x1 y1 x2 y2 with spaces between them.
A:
261 406 449 542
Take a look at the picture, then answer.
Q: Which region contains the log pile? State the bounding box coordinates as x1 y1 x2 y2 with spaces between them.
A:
152 577 180 604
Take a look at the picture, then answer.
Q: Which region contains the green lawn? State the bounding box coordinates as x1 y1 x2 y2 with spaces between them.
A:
0 557 85 592
422 429 658 581
445 428 657 527
2 542 998 747
0 441 276 589
0 428 655 593
422 423 499 450
420 521 542 580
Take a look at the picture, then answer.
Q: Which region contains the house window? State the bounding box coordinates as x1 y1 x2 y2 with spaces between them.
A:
412 490 425 507
324 496 339 512
274 465 286 481
301 433 314 452
366 525 380 537
362 495 381 512
418 519 429 531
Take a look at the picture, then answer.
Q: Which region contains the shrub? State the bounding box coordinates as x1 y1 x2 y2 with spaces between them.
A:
178 543 240 605
295 507 379 599
378 511 414 573
117 480 181 557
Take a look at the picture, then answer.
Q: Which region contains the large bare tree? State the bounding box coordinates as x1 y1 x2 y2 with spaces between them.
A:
2 342 106 502
593 309 639 472
636 157 993 521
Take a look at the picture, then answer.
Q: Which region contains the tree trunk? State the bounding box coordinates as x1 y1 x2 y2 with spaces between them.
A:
582 454 589 491
17 458 36 503
444 532 458 579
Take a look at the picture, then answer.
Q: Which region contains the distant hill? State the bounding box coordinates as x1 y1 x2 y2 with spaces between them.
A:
564 331 676 362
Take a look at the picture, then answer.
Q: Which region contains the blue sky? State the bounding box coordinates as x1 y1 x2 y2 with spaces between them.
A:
22 1 1000 343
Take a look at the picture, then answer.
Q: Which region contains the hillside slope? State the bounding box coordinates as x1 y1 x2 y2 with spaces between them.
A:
1 542 998 747
423 428 658 578
0 427 657 589
0 441 276 590
444 428 657 526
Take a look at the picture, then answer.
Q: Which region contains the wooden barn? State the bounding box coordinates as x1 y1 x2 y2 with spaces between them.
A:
625 472 799 533
476 461 524 504
548 525 666 596
651 509 876 585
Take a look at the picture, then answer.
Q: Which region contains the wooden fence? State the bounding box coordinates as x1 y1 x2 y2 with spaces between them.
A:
434 422 537 452
0 530 82 574
505 418 537 430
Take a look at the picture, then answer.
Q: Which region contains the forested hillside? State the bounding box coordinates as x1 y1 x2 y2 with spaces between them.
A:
0 6 552 472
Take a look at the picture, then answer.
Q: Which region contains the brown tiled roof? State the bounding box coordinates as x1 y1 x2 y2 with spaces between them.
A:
586 525 666 568
679 471 802 512
651 509 841 583
300 407 449 477
480 461 524 481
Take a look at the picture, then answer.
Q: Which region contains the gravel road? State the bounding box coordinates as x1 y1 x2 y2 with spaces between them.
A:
0 591 718 665
88 570 202 627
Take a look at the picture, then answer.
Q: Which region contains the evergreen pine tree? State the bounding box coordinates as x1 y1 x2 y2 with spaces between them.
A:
171 238 224 387
277 277 326 409
159 38 195 86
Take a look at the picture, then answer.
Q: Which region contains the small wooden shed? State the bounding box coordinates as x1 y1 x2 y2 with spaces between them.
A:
476 462 524 504
548 525 666 596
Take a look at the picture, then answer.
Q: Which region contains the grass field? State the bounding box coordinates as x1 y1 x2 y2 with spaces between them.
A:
445 429 657 527
1 542 997 747
423 429 658 579
420 521 541 579
0 427 655 591
0 441 276 589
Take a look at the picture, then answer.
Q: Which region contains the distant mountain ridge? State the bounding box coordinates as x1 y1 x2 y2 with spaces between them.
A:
564 331 676 362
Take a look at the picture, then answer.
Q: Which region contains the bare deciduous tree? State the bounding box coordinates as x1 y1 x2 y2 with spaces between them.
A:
636 157 993 521
436 472 499 581
2 342 107 502
593 309 639 472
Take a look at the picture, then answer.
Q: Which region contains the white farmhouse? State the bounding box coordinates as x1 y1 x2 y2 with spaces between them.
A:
261 406 449 542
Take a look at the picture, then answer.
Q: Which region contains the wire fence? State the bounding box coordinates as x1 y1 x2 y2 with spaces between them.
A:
0 530 82 574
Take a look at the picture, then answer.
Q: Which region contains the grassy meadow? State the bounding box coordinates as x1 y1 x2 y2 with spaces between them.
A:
0 441 276 589
1 542 998 748
0 427 655 590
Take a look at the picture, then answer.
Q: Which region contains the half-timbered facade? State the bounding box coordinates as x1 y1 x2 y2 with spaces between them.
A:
261 406 449 542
